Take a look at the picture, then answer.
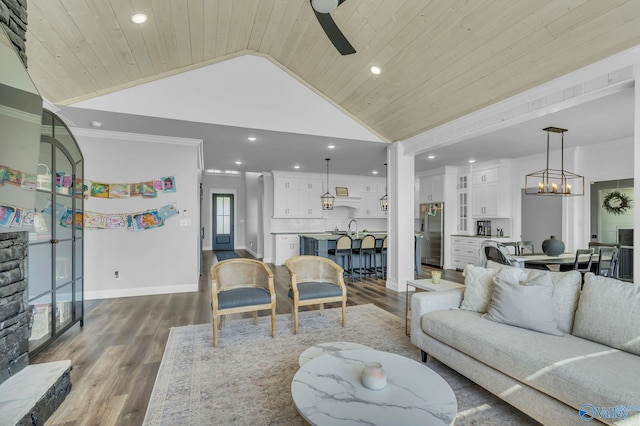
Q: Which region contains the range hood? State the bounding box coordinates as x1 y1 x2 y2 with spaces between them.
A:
333 195 361 208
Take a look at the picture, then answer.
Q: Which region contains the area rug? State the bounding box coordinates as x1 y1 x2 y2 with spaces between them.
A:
144 304 539 425
214 250 240 261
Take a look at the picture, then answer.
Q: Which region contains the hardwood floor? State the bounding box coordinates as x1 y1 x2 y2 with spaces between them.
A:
32 251 462 425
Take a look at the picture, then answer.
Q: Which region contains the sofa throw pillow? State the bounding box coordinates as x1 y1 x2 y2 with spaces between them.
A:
572 273 640 356
483 268 564 336
460 264 526 313
487 260 581 333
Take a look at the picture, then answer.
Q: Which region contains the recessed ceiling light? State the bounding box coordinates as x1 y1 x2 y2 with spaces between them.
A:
294 165 300 169
372 170 379 175
468 159 476 163
328 144 335 149
247 136 257 141
427 155 435 159
90 121 103 127
131 13 148 24
370 66 382 75
235 161 242 165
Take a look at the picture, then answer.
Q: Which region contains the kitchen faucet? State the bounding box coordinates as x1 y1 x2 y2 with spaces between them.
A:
348 219 358 236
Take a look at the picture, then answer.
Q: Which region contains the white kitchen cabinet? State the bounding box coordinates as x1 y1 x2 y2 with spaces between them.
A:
450 236 482 270
355 181 387 218
273 234 300 265
273 172 323 218
419 174 444 203
471 164 510 218
449 235 512 270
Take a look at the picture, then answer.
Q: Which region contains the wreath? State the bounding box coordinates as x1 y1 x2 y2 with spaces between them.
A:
602 191 632 215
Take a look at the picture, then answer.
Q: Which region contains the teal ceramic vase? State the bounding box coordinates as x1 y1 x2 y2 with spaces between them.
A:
542 235 564 256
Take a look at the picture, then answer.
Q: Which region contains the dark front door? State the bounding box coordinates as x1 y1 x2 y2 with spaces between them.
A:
213 193 234 250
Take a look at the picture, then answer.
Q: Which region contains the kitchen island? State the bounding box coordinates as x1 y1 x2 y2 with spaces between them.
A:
298 233 422 277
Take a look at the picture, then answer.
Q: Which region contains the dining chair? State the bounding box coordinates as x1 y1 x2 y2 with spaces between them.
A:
560 248 594 273
519 241 535 255
501 242 520 255
480 240 519 267
285 255 347 334
328 235 353 282
210 258 276 347
597 246 619 277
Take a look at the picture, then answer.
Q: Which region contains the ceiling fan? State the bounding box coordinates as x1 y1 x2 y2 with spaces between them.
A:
310 0 356 55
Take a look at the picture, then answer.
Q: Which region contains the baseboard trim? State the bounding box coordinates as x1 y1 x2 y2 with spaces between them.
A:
85 283 198 300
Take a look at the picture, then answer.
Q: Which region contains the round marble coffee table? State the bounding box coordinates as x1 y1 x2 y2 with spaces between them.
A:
298 342 371 367
291 349 457 425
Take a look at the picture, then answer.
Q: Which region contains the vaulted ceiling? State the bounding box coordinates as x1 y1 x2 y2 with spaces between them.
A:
26 0 640 142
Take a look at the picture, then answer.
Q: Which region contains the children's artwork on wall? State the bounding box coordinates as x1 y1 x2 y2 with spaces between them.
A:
153 179 163 191
104 214 127 229
91 182 109 198
23 210 35 226
0 165 7 185
130 183 142 197
0 205 17 227
159 203 178 219
109 184 130 199
162 176 176 193
85 213 106 229
21 173 36 190
5 168 22 186
132 210 164 231
11 208 24 227
59 209 73 228
142 181 156 198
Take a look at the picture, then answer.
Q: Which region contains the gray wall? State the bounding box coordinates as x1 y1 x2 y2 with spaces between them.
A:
521 188 562 253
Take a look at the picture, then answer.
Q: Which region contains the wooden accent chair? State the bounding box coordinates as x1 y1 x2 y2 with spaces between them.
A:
210 258 276 347
285 255 347 334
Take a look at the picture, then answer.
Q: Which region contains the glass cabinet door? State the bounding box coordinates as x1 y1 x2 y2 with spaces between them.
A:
27 110 84 354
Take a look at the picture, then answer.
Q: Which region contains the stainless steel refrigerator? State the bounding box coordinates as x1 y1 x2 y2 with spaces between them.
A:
421 203 444 268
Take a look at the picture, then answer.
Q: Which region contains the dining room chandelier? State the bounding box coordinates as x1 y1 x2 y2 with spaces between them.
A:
379 163 388 211
321 158 335 210
525 127 584 196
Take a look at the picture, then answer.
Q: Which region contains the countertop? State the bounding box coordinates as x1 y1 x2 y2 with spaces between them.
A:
451 234 512 239
298 232 387 241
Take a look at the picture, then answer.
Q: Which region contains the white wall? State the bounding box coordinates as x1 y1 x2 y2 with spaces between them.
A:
73 129 202 299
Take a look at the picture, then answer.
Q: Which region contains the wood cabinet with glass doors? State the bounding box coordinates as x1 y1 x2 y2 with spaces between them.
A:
27 110 84 354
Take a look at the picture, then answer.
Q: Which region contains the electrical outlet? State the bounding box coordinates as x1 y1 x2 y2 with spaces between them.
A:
114 270 121 280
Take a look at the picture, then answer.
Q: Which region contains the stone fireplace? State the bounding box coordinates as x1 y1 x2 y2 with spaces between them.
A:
0 232 30 383
0 232 72 425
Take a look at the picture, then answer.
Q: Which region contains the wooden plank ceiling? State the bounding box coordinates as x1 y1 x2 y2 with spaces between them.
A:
25 0 640 142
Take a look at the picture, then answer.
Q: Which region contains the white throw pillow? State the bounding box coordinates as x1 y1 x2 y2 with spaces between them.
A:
572 273 640 356
487 260 581 333
483 268 564 336
460 264 526 313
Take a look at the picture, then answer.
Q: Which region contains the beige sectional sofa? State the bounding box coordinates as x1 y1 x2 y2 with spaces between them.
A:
411 265 640 426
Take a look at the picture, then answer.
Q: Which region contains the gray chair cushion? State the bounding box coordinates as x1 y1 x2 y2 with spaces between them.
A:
288 282 342 300
218 287 271 309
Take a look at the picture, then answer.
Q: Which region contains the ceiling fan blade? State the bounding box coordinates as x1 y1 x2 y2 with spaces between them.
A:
312 6 356 55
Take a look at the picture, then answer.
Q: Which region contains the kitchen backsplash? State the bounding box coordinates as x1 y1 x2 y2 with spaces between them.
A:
270 207 387 233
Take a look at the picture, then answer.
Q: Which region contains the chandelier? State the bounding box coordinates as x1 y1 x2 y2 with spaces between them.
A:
379 163 388 211
320 158 335 210
525 127 584 196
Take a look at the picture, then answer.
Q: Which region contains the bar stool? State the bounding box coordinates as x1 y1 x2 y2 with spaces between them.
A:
328 235 353 282
376 236 388 279
353 234 377 281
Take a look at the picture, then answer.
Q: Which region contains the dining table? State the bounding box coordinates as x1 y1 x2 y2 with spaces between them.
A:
513 252 599 269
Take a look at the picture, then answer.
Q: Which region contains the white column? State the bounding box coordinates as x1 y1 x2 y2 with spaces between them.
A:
634 62 640 282
387 143 415 292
